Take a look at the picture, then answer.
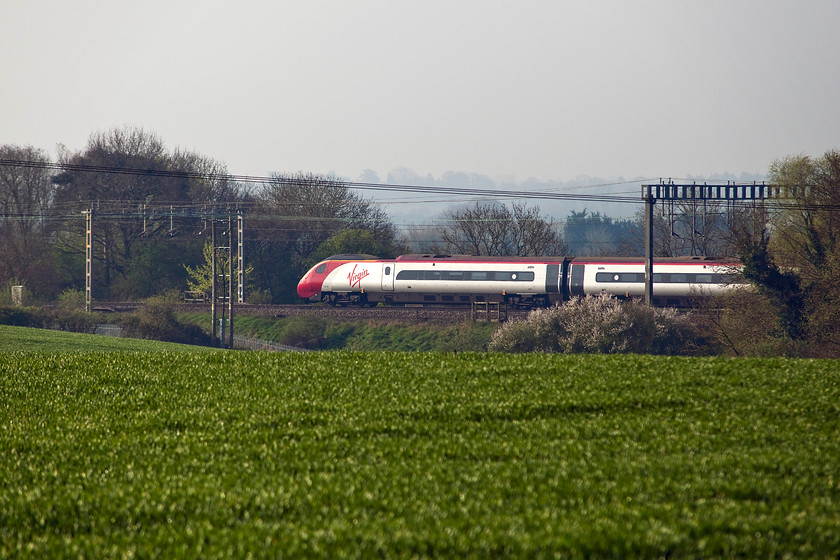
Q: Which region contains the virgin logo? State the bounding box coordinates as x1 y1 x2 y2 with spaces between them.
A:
347 264 370 288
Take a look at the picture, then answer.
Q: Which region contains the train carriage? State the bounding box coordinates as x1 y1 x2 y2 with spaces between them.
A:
297 254 745 308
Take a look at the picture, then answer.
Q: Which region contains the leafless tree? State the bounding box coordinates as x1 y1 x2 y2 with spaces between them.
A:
0 145 58 295
436 201 567 256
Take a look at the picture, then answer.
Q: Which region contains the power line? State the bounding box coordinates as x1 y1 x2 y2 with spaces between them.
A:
3 159 839 216
0 158 650 206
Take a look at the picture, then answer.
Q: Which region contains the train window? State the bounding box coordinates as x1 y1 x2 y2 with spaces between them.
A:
423 295 436 302
315 263 327 274
695 274 712 283
596 272 645 283
394 269 535 282
385 266 391 275
441 295 454 302
671 274 687 283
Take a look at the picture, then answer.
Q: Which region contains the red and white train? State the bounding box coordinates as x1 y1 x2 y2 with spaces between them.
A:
297 254 744 308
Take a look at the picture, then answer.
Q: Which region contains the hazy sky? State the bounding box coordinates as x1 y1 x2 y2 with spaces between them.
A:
2 0 839 186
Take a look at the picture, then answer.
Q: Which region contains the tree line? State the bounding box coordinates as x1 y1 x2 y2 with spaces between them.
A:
2 127 839 356
1 128 404 304
0 126 643 304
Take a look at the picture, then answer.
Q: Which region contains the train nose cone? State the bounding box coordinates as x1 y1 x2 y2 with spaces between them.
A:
297 274 321 299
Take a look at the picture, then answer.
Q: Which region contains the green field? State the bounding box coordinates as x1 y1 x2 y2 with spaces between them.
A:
1 326 839 557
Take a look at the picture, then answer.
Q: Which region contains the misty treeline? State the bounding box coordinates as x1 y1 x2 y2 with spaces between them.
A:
2 126 839 356
0 126 643 304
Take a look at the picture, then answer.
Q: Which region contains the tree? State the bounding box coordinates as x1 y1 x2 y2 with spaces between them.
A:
183 240 253 295
729 150 840 353
51 126 240 299
0 145 60 297
436 201 567 256
766 151 840 350
631 199 739 259
564 210 641 256
305 229 403 270
252 173 398 302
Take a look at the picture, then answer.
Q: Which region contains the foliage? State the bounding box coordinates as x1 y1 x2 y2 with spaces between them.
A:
183 239 253 295
489 296 700 354
695 288 806 357
119 291 210 345
304 229 402 270
565 209 642 256
731 149 840 355
0 304 96 333
738 233 806 340
0 306 48 328
1 349 840 557
51 309 97 334
56 288 86 311
180 313 497 352
50 127 240 300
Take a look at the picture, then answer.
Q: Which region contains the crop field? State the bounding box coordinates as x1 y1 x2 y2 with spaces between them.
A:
1 327 840 557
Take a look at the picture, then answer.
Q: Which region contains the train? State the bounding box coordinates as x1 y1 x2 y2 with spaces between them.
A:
297 254 745 308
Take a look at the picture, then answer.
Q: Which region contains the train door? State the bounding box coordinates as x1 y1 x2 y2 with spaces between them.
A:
545 264 560 294
569 264 585 297
381 263 395 291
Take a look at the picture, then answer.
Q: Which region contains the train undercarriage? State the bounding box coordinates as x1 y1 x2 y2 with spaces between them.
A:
321 291 554 309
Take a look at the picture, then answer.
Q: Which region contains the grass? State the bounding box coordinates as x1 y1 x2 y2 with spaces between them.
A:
181 313 498 351
0 324 216 353
1 327 839 557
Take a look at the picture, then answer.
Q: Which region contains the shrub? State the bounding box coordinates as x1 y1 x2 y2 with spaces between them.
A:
56 288 86 311
695 288 810 358
277 316 328 349
120 291 211 346
0 306 48 328
489 296 700 355
52 309 97 333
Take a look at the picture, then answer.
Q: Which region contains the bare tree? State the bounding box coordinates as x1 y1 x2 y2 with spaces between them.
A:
253 172 398 301
437 201 567 256
0 145 58 295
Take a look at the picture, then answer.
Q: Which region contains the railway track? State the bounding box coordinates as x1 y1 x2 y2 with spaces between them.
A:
93 302 527 324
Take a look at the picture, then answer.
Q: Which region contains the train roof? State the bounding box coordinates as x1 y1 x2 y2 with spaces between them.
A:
396 254 569 263
326 254 381 261
395 254 739 264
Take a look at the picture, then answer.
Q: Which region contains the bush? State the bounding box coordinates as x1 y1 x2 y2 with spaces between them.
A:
277 316 329 349
52 309 97 333
56 288 86 311
695 288 811 358
489 296 700 355
120 291 211 346
0 306 48 328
